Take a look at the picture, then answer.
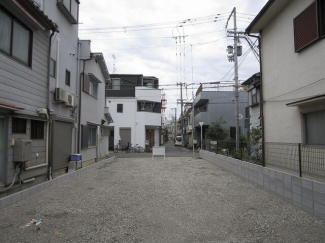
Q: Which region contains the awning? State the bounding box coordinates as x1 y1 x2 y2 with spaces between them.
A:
0 103 24 111
286 94 325 107
194 99 209 108
88 73 102 84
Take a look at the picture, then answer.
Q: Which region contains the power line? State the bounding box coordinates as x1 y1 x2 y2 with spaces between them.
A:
100 37 227 51
79 13 231 31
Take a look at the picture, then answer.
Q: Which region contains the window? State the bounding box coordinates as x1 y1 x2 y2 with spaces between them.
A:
89 127 97 147
0 8 32 66
112 78 121 90
31 120 44 139
50 59 56 78
251 88 257 105
230 126 241 139
294 1 325 52
12 118 26 134
89 80 98 98
65 70 71 86
117 104 123 113
305 110 325 145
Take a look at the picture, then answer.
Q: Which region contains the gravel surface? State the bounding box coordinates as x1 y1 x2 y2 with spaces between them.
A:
0 157 325 243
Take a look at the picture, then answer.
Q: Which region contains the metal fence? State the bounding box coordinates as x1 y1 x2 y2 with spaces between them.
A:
206 141 325 180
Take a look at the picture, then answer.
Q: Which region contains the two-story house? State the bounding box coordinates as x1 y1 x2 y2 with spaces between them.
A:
106 74 161 150
0 0 58 194
193 90 248 146
242 73 261 131
246 0 325 145
36 0 80 177
78 40 113 167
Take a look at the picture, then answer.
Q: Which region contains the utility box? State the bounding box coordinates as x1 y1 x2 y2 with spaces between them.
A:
14 139 32 162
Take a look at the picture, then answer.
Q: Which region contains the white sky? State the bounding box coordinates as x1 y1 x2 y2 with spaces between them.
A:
79 0 268 119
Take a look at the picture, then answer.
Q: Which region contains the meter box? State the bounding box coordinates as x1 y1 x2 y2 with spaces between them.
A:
14 139 32 162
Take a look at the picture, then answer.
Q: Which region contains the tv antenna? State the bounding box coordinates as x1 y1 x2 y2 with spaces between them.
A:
112 54 117 73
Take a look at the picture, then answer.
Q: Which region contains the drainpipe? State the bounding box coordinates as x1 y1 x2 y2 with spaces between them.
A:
75 40 81 154
77 50 92 154
47 30 55 180
247 31 265 166
55 38 60 89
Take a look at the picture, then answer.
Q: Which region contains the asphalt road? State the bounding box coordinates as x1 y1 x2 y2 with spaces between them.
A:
1 157 325 242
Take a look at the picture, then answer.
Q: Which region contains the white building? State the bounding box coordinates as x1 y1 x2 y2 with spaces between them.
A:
246 0 325 145
106 75 161 150
78 40 113 166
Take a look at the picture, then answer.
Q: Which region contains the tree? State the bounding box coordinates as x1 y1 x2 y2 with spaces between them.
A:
206 117 228 141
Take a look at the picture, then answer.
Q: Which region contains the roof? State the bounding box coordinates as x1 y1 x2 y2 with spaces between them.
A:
19 0 59 32
92 53 110 84
246 0 291 34
242 73 261 86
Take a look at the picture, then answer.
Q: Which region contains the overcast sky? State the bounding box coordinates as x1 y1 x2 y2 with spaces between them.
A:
79 0 268 119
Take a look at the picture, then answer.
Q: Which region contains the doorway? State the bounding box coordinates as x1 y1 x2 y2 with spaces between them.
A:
0 118 5 182
146 129 155 150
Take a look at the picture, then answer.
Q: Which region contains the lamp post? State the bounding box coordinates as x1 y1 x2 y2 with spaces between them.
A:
199 122 204 150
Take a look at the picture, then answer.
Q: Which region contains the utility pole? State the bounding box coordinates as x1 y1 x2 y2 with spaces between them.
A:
226 7 240 150
171 108 177 138
177 82 184 136
234 8 240 150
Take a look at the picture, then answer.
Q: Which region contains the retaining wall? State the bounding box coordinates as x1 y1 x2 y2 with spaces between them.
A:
0 157 115 209
200 150 325 221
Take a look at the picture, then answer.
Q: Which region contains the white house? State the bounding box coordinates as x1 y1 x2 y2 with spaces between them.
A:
78 40 113 166
106 75 161 150
246 0 325 145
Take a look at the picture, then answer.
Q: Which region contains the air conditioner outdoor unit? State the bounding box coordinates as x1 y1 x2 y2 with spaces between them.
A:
66 93 75 107
55 88 68 103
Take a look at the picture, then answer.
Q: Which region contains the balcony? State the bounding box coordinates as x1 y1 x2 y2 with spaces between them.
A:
57 0 79 24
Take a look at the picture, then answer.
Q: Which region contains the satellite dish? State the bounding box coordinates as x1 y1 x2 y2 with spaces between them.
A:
239 114 243 120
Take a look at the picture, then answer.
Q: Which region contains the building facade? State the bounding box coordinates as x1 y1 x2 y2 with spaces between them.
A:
78 40 112 166
0 0 58 194
37 0 80 176
106 74 161 150
242 73 261 131
193 91 248 144
246 0 325 145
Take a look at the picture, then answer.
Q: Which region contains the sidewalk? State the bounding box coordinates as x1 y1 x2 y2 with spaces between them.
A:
0 157 324 242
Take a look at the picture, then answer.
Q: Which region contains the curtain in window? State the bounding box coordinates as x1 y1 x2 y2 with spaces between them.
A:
12 21 30 64
92 83 98 98
0 9 12 54
113 79 120 90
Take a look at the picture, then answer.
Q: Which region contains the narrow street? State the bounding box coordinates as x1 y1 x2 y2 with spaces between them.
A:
114 141 196 158
0 157 324 242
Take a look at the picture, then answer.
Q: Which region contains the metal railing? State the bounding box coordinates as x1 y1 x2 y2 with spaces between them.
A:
206 141 325 180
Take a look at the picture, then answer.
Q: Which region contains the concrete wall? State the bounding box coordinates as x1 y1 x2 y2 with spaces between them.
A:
261 0 325 143
200 150 325 221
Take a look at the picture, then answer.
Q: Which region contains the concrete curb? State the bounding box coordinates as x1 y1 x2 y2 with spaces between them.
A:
200 150 325 221
0 157 115 210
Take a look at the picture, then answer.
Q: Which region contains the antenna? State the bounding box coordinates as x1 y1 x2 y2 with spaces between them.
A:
112 54 117 74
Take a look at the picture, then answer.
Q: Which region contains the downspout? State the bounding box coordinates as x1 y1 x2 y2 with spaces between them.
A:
47 30 55 180
247 32 265 166
55 38 60 88
77 52 92 154
76 40 81 154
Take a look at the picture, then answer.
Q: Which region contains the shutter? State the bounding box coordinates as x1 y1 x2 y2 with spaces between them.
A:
52 121 72 171
83 73 90 93
81 125 89 149
294 2 319 52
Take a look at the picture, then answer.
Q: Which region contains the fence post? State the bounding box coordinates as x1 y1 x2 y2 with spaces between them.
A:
298 143 302 177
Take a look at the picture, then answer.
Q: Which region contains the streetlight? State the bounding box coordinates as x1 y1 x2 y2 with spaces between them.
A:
199 122 204 150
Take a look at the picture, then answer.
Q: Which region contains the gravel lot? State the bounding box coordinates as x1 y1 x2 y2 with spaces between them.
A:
0 157 325 242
